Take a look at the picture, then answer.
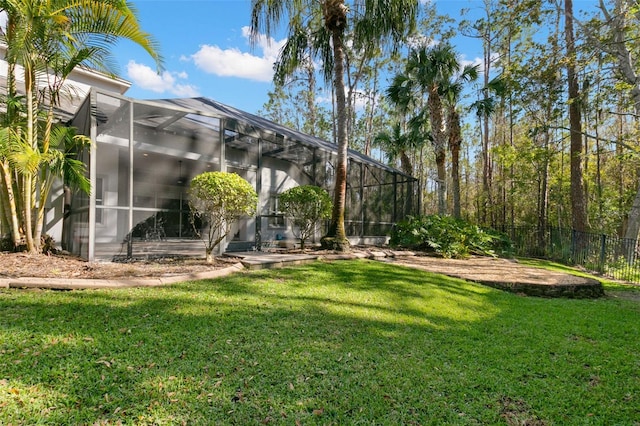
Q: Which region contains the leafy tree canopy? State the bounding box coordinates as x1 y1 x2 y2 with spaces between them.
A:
279 185 332 250
188 172 257 262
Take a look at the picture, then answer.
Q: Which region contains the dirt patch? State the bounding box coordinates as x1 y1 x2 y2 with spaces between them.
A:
387 255 605 298
499 396 548 426
389 255 585 285
0 252 237 279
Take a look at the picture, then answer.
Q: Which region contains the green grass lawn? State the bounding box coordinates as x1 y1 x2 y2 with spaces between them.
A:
517 257 639 290
1 259 639 425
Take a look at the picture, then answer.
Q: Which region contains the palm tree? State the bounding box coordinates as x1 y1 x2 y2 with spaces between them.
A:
0 0 162 252
442 64 478 218
373 122 422 177
387 43 464 215
413 45 462 215
250 0 418 252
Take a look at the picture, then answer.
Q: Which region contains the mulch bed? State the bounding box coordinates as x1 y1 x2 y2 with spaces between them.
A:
0 252 236 279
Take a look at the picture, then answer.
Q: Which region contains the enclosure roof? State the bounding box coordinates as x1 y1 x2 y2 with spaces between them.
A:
151 97 414 179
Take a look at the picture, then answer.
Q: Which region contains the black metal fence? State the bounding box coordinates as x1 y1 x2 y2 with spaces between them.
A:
500 226 640 284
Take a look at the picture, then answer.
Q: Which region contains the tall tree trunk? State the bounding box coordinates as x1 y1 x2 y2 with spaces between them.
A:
539 132 550 234
616 95 626 236
565 0 588 233
418 145 425 215
428 85 447 215
481 32 493 226
0 161 21 247
321 0 350 251
1 18 23 249
305 60 317 137
448 107 462 218
399 151 413 177
364 70 379 157
1 38 19 246
594 57 604 224
599 0 640 240
23 62 39 253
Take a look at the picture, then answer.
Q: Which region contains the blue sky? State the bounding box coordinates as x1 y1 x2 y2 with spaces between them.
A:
116 1 487 114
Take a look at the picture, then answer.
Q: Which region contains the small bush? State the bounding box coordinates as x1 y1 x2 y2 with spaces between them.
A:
279 185 332 250
188 172 257 262
390 215 512 258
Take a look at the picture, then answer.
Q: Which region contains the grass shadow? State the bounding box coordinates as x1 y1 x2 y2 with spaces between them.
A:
1 260 638 424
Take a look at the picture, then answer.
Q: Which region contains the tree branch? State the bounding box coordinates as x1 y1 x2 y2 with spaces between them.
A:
547 125 639 152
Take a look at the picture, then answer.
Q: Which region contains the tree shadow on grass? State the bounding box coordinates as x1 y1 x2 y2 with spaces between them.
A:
1 260 639 424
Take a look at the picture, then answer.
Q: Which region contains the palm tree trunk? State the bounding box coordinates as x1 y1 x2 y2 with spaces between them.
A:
418 145 425 215
448 108 462 219
399 151 413 177
23 63 38 253
0 161 22 247
34 106 58 248
305 60 317 136
321 0 350 252
435 150 447 215
428 86 447 215
2 17 23 248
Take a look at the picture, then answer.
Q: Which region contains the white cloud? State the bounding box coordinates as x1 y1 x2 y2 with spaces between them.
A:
460 54 483 69
126 61 200 97
171 83 201 98
189 26 285 83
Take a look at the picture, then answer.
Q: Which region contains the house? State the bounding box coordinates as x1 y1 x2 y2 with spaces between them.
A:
26 71 418 261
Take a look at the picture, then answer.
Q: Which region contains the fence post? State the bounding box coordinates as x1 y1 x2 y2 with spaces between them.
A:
599 234 606 273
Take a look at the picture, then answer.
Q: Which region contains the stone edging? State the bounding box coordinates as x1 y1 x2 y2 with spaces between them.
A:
0 262 245 290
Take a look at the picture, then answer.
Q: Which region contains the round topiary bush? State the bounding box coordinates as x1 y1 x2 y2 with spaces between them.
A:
188 171 257 262
279 185 332 250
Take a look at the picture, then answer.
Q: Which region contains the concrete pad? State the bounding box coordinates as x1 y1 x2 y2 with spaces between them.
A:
231 252 319 270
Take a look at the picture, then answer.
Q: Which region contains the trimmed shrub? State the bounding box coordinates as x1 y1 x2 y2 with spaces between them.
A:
188 172 257 262
279 185 332 250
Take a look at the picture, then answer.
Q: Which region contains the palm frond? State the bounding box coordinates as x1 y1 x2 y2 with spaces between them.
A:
352 0 418 52
65 0 163 70
274 26 311 85
7 136 41 176
62 157 91 194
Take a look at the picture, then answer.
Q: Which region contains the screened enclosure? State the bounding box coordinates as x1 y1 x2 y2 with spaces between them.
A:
63 89 417 260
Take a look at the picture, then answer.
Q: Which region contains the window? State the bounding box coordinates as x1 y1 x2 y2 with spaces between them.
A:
268 193 285 228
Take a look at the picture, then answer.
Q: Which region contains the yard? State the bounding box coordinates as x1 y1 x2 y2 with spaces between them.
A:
1 259 639 424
